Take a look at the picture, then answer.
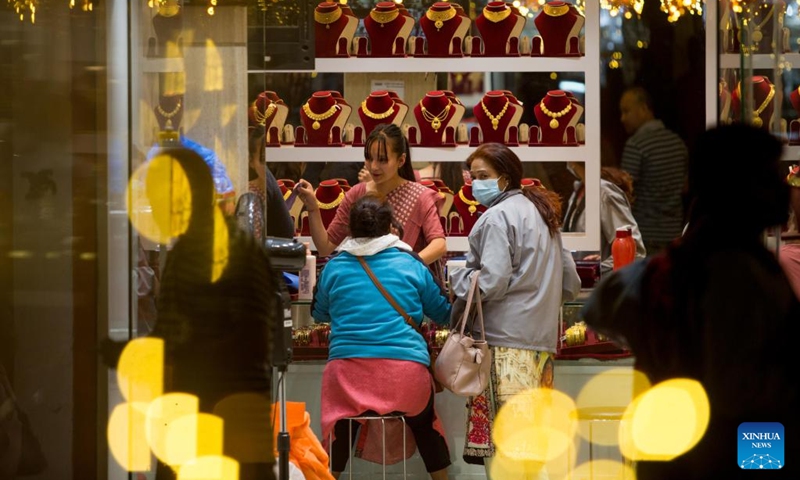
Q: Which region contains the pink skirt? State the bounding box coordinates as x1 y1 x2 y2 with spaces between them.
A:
321 358 447 465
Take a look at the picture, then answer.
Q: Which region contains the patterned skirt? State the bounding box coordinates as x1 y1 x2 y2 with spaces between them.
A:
463 347 555 464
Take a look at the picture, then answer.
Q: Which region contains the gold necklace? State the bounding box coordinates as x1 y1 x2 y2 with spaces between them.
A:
361 100 395 120
752 84 775 128
458 188 480 215
314 7 342 28
543 3 570 17
251 102 276 126
480 98 510 130
419 100 452 132
483 6 511 23
157 0 180 17
426 6 457 31
370 9 399 27
156 99 182 129
316 191 345 210
302 102 340 130
751 5 775 44
539 100 573 129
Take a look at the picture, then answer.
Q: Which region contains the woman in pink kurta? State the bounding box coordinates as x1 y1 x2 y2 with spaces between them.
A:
295 124 447 280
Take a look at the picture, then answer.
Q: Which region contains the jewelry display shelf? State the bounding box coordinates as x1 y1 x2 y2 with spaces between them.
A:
266 145 587 163
719 53 800 70
141 57 185 73
296 235 471 253
252 56 590 74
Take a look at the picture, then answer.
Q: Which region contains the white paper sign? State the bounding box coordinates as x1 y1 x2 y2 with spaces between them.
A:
370 80 405 99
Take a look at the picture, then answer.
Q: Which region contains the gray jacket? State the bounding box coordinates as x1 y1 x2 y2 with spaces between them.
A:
450 191 581 353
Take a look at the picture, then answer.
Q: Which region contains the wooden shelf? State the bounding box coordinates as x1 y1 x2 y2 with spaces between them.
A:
266 145 587 163
252 56 589 74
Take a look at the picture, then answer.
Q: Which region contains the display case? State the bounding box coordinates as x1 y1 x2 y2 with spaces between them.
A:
254 0 602 254
713 0 800 162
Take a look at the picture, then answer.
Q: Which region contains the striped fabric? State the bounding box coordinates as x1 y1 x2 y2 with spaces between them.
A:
621 120 688 249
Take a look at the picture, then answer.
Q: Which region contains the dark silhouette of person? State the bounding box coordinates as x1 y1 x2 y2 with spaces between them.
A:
582 123 800 479
144 148 278 480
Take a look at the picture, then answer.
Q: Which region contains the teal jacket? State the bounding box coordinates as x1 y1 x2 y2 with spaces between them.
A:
311 247 451 366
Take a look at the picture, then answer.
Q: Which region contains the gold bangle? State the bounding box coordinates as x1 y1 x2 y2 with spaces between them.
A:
425 6 457 31
543 3 571 17
482 6 512 23
369 9 399 26
314 7 342 28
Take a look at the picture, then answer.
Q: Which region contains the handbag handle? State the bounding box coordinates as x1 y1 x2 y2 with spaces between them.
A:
357 256 421 335
456 272 486 342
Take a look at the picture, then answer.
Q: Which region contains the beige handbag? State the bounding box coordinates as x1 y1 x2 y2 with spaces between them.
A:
434 272 491 397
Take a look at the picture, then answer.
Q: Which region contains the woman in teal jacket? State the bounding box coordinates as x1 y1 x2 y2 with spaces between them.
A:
312 195 451 480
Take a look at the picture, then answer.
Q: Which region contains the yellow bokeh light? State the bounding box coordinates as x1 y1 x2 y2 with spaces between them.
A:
127 154 193 244
572 459 635 479
108 402 152 471
221 104 239 127
204 39 223 92
178 455 239 480
164 413 225 466
574 368 651 446
211 206 230 283
493 388 577 463
620 378 709 461
117 338 164 409
213 393 273 463
147 393 201 464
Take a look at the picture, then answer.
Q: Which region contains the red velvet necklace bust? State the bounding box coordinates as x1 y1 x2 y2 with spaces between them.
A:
315 180 345 229
152 0 183 58
154 94 183 131
533 1 584 56
533 90 582 145
474 90 523 144
731 76 775 130
364 2 414 57
452 183 486 235
420 2 470 57
314 2 357 57
476 1 525 56
359 90 404 136
415 91 458 146
300 92 343 145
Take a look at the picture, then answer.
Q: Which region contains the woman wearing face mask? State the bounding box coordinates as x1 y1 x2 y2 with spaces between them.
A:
449 143 581 474
295 123 447 277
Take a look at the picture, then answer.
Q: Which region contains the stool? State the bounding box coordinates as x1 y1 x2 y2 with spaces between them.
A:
570 406 632 479
328 412 407 479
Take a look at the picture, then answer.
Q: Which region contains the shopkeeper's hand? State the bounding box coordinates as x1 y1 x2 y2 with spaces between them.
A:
358 167 372 183
294 179 318 212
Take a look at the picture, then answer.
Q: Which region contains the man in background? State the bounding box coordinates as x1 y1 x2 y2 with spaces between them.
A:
620 86 688 255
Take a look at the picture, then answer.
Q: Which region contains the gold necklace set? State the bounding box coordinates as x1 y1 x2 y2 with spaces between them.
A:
751 4 775 44
316 191 345 210
302 102 340 130
251 102 276 126
539 99 573 129
543 3 571 17
419 100 452 132
156 98 182 129
314 6 342 28
482 6 511 22
480 98 510 130
752 84 775 128
458 188 480 215
361 100 396 120
426 5 457 31
369 8 399 27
